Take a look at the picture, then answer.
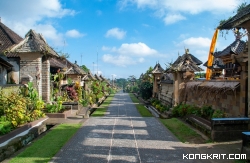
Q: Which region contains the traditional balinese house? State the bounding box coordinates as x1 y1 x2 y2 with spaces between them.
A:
82 71 96 91
6 29 59 101
214 39 245 78
0 20 23 84
49 57 66 74
151 63 164 98
63 60 86 85
94 74 102 81
217 4 250 117
166 49 203 106
203 57 225 78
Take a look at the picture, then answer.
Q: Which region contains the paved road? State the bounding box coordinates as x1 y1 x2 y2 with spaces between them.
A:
50 92 206 163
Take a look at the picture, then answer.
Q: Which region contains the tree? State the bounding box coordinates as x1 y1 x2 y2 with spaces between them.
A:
81 65 89 73
57 51 70 59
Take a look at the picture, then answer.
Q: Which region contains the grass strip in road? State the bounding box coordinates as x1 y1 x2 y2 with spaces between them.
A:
129 93 153 117
159 118 206 144
9 123 81 163
91 94 115 117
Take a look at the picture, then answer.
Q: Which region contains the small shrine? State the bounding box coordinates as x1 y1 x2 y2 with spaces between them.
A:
151 62 164 98
166 49 203 106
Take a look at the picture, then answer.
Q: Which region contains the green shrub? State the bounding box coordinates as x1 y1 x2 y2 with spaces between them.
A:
0 116 13 135
201 105 214 119
186 105 201 116
212 109 225 118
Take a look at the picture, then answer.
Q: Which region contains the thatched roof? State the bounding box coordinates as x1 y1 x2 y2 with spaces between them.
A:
185 80 240 95
218 4 250 30
152 63 164 74
160 73 173 84
6 29 58 57
94 74 102 81
82 72 96 81
166 50 203 72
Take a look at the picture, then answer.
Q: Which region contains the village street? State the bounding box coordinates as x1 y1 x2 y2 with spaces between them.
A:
49 91 230 163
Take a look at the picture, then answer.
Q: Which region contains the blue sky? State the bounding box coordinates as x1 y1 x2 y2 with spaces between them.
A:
0 0 248 79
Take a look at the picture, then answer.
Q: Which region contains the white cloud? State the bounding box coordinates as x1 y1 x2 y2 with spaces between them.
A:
102 46 111 51
138 57 145 63
105 28 126 39
0 0 75 46
103 54 136 67
102 42 159 66
177 37 211 48
35 24 65 46
163 14 186 25
119 0 240 24
66 29 85 38
112 42 157 56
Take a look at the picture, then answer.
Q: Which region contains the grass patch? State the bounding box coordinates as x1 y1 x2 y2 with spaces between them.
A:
129 93 153 117
159 118 206 144
91 94 115 117
9 123 81 163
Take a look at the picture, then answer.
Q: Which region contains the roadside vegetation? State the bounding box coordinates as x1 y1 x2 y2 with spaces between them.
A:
9 123 81 163
91 94 115 116
129 93 153 117
159 118 206 144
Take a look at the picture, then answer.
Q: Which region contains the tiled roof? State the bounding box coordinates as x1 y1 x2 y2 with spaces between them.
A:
213 39 246 57
166 51 203 72
152 63 164 74
203 58 225 69
0 21 23 54
7 29 58 57
218 4 250 30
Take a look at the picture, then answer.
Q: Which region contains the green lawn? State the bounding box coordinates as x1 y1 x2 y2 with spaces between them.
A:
159 118 206 144
9 123 81 163
129 93 153 117
91 94 115 117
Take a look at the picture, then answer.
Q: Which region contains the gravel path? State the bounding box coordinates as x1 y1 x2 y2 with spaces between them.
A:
50 92 226 163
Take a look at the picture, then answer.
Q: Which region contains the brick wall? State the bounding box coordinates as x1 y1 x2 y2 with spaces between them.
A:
19 52 42 98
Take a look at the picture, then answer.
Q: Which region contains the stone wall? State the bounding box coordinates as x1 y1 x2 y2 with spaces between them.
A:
159 82 173 107
19 52 42 97
42 58 50 102
184 82 243 117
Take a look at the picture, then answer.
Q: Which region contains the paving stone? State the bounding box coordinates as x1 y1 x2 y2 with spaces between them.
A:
49 92 210 163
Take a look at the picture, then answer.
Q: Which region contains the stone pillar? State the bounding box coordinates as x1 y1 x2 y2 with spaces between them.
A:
152 73 161 98
240 63 247 116
173 72 179 106
42 58 50 102
248 29 250 117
